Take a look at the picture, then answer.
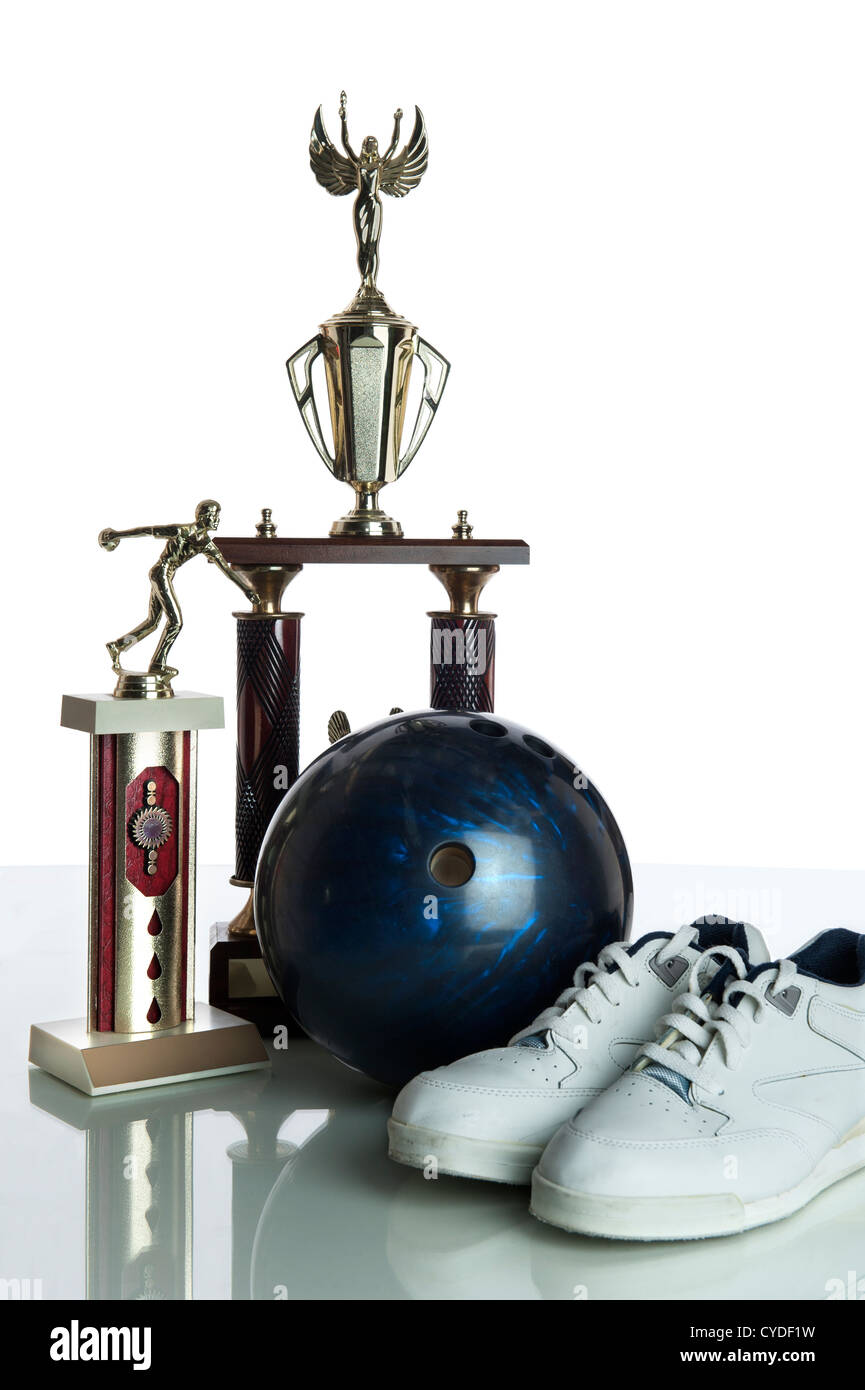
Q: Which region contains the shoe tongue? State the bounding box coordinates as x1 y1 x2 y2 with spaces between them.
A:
645 957 780 1097
638 937 753 1100
514 1033 548 1050
703 955 739 1003
641 1062 692 1101
692 917 756 955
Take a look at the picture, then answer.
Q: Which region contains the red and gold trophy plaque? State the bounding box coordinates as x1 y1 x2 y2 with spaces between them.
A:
28 501 269 1095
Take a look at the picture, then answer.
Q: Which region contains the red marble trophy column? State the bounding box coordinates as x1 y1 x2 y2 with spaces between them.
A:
429 615 496 712
233 611 302 886
210 511 304 1031
429 516 499 712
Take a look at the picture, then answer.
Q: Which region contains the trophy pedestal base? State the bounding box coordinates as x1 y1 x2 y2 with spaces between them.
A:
28 1003 269 1097
209 922 303 1038
329 509 402 538
112 667 178 700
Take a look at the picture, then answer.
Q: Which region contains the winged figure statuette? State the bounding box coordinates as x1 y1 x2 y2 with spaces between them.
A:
309 91 429 292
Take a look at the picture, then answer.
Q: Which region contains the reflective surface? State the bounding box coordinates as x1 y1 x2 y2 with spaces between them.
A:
256 711 633 1086
6 865 865 1301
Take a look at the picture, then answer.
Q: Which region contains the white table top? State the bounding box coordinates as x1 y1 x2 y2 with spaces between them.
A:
4 862 864 1301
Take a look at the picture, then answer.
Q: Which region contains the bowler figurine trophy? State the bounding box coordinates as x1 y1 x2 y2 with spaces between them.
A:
28 501 270 1095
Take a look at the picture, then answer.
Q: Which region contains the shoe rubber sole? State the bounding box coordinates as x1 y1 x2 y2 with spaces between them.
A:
387 1117 543 1185
530 1119 865 1241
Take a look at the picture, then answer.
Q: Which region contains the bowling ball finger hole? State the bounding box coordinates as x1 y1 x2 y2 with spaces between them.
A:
469 719 507 738
428 842 476 887
523 734 555 758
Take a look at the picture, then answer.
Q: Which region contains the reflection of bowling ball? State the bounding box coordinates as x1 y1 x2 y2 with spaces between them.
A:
255 710 632 1087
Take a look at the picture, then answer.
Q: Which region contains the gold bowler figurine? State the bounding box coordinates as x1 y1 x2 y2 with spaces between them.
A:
99 499 260 698
288 93 450 538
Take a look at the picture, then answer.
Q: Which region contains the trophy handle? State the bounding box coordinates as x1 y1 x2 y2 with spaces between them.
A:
286 337 336 473
396 337 451 477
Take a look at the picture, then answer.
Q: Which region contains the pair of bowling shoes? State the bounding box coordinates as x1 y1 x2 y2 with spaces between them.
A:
388 918 865 1241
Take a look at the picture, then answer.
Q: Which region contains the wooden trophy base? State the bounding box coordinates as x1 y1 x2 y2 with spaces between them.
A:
29 1003 269 1096
209 923 302 1038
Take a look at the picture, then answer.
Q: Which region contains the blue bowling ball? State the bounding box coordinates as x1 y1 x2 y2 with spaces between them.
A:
255 710 632 1086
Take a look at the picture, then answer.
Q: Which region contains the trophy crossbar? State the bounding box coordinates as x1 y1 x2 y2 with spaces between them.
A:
214 537 529 567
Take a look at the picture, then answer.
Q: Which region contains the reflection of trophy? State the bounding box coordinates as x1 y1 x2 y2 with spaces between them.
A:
28 1067 302 1301
287 92 450 538
28 505 269 1094
30 1070 197 1300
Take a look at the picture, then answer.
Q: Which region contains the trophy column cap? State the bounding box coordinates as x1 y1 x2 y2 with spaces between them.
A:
228 508 303 615
61 692 225 735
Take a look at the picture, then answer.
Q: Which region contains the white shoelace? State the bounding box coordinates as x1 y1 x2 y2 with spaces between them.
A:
513 923 702 1040
640 950 799 1096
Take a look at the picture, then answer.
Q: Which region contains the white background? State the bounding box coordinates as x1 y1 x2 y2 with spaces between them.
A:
2 0 863 877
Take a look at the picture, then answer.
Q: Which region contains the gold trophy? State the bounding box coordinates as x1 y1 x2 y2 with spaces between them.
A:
287 92 450 537
28 503 269 1094
101 498 261 699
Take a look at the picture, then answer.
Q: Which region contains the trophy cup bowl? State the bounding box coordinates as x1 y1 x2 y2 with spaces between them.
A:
287 297 449 538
